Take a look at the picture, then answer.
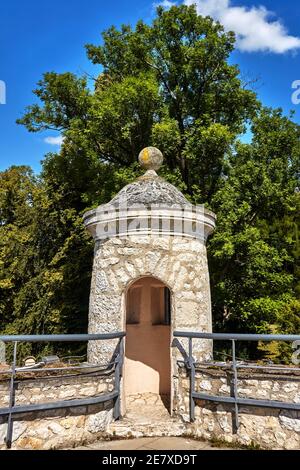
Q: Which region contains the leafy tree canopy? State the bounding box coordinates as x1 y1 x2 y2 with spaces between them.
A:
0 5 298 361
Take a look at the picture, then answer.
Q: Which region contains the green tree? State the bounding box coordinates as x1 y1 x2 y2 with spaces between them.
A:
18 4 258 204
209 108 300 359
0 4 297 362
0 166 92 358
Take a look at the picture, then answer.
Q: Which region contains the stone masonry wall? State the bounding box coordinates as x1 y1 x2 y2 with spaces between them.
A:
0 371 115 450
175 366 300 450
88 235 213 364
1 365 299 449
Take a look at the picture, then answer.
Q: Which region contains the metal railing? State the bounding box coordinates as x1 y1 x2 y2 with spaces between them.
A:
173 331 300 429
0 332 125 449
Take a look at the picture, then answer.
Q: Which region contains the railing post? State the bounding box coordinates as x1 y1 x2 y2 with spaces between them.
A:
189 337 195 422
113 337 124 420
6 341 18 449
232 339 239 431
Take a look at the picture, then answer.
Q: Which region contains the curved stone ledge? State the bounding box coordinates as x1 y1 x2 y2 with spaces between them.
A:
0 372 115 450
83 205 216 242
176 366 300 450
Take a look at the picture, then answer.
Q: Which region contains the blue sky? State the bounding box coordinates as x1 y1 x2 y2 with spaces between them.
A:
0 0 300 173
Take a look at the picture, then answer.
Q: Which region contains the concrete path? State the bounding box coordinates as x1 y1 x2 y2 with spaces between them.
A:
73 437 228 450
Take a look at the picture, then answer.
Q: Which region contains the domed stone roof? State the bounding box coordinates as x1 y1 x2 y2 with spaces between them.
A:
106 147 191 208
108 171 190 208
83 147 216 241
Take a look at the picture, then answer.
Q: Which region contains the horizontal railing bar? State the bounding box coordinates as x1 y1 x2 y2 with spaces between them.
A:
235 364 300 373
0 391 118 417
17 362 115 373
0 362 115 375
0 332 126 343
174 331 300 342
194 362 300 373
0 369 116 384
192 392 300 410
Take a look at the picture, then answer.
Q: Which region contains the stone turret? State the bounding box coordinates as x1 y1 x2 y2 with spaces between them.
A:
83 147 216 413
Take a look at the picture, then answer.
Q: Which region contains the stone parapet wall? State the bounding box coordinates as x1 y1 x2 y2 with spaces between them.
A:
0 371 115 450
0 365 299 449
175 366 300 449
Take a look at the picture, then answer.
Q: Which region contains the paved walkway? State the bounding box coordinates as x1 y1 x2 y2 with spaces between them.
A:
73 437 228 450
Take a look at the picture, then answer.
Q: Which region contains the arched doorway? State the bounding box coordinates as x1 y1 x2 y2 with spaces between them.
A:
124 276 171 412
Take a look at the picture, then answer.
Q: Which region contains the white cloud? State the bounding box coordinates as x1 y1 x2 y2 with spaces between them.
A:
44 136 64 146
184 0 300 53
153 0 177 9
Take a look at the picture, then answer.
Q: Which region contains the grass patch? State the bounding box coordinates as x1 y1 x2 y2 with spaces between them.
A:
210 436 261 450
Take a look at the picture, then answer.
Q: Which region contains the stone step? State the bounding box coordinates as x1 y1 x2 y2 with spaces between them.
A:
106 393 186 439
107 419 186 439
